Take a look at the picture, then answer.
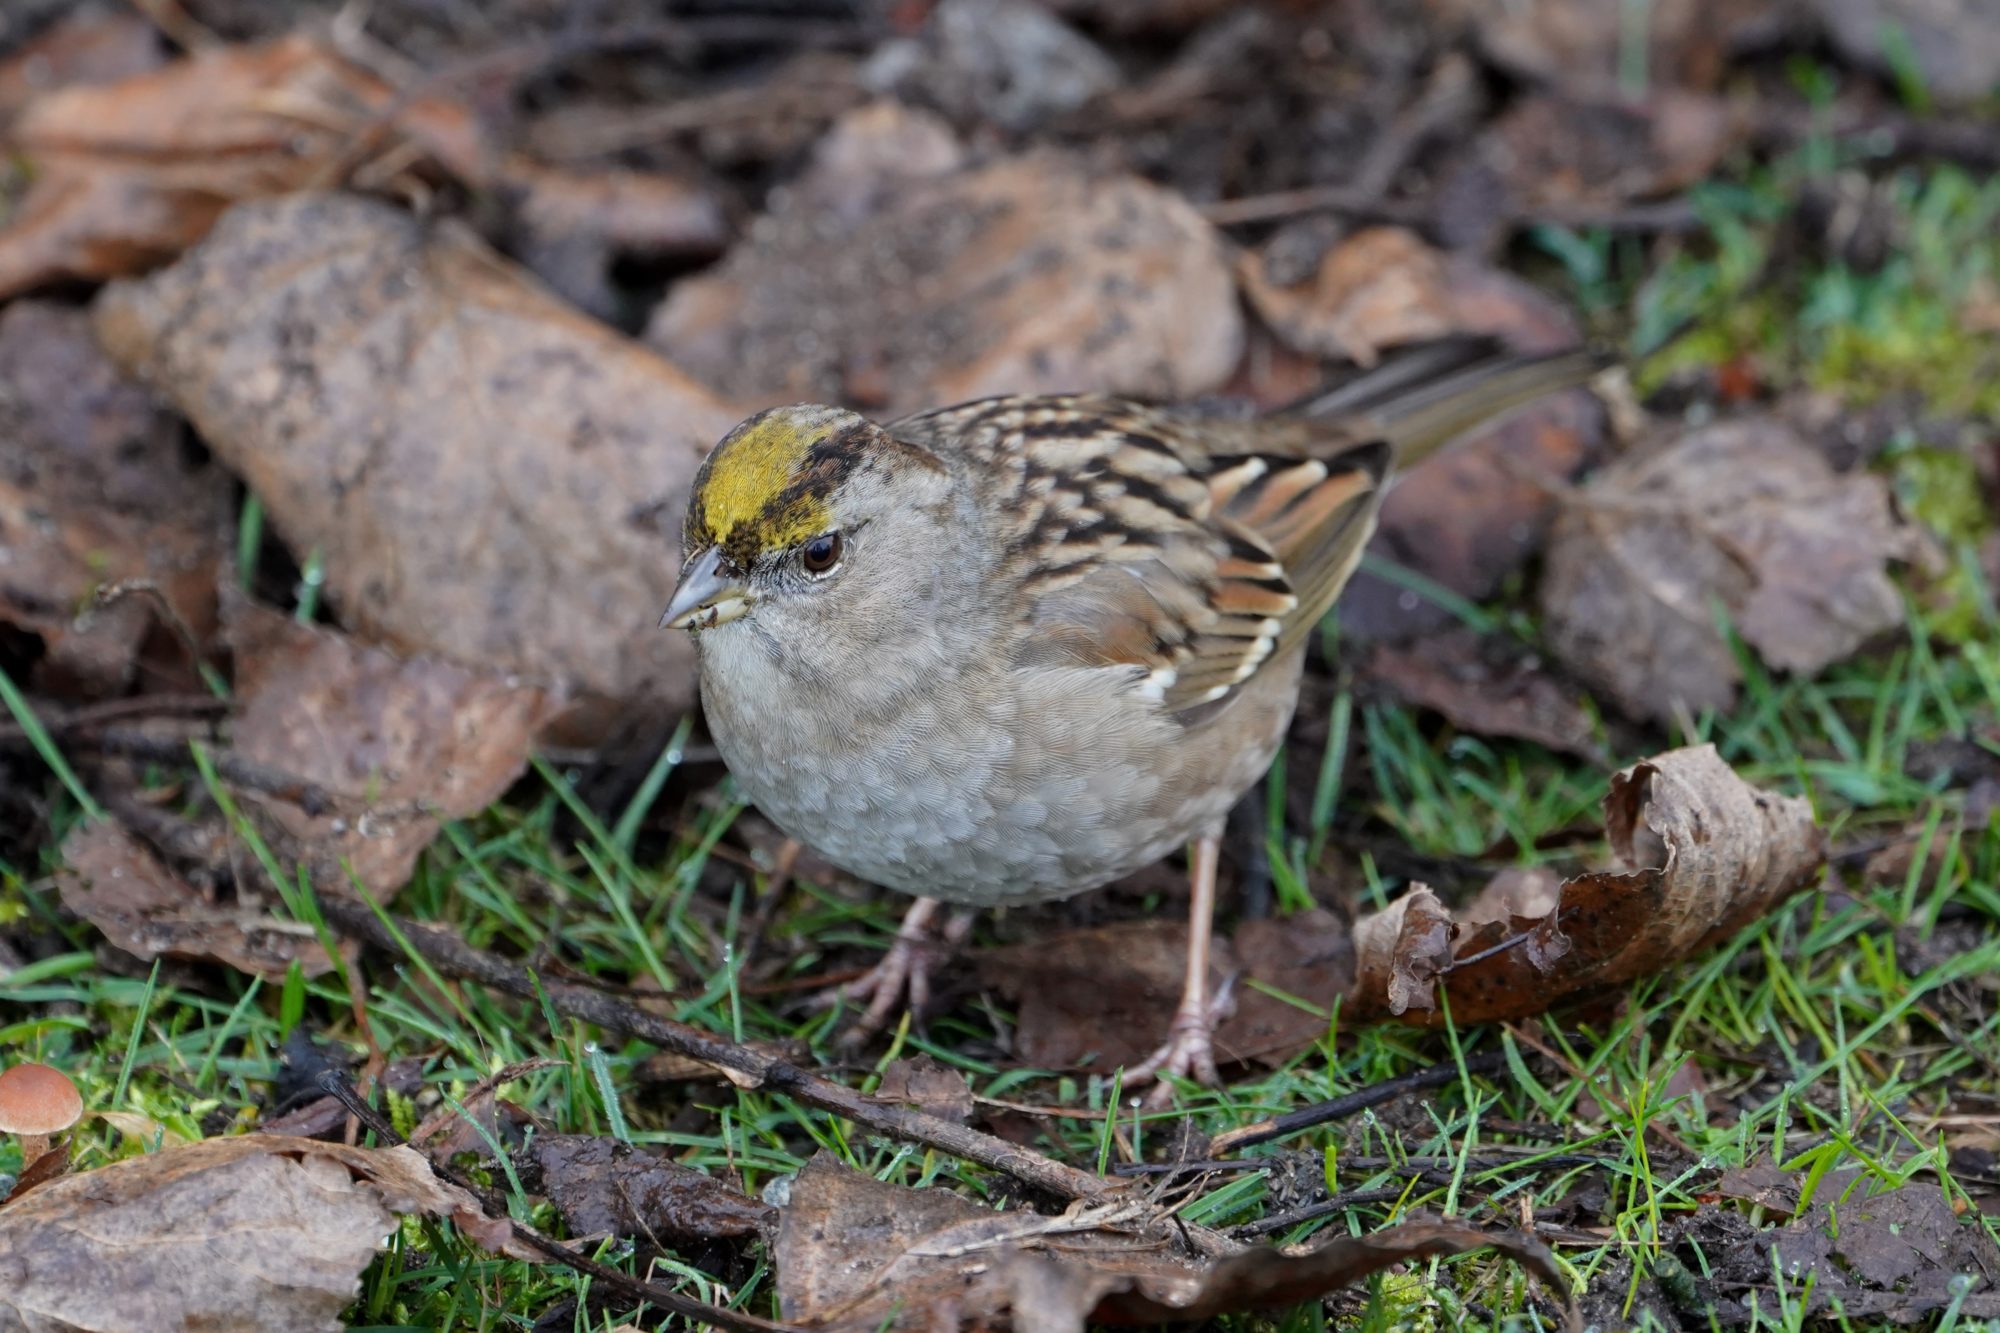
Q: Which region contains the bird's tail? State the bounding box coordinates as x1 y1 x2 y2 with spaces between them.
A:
1287 334 1607 472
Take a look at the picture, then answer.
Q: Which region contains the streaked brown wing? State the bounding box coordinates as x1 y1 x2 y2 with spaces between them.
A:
894 395 1388 715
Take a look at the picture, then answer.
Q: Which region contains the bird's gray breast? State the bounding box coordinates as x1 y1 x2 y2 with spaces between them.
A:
698 640 1249 905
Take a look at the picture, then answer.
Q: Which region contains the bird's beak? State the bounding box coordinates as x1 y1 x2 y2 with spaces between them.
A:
660 547 752 631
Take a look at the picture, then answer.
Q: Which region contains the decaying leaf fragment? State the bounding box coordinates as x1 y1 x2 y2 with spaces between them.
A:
1541 418 1912 724
1350 744 1826 1024
0 300 229 698
57 821 335 978
0 1134 482 1333
776 1153 1575 1332
95 191 738 728
530 1135 777 1245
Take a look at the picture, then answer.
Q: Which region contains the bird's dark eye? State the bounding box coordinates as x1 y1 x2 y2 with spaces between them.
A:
802 531 842 574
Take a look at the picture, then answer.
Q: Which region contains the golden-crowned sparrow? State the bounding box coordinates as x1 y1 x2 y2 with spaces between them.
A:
662 336 1598 1087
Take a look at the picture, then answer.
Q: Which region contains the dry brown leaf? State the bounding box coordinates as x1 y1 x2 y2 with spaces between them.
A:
874 1056 977 1125
57 821 335 979
1815 0 2000 106
0 299 229 699
223 597 561 898
1444 0 1779 96
530 1135 776 1244
1238 227 1456 366
649 141 1242 415
978 909 1352 1072
96 191 741 731
502 161 733 324
776 1152 1575 1331
1349 744 1825 1024
1486 92 1740 216
1363 629 1606 762
0 35 485 300
788 100 966 227
1541 417 1911 725
0 1134 481 1333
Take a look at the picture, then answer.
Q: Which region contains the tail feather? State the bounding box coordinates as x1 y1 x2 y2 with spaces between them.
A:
1287 336 1608 472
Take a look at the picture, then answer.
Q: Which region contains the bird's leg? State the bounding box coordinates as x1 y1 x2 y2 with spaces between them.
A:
826 896 974 1045
1126 832 1233 1100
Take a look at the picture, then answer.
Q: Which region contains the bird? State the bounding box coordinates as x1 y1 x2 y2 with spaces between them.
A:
661 335 1600 1090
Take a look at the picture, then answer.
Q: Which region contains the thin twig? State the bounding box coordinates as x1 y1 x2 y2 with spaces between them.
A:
1235 1188 1411 1238
311 892 1117 1204
1209 1051 1510 1155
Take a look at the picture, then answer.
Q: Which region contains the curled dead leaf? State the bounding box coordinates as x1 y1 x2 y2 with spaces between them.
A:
1349 744 1825 1024
0 35 485 299
1541 417 1912 724
0 1134 481 1333
95 192 740 731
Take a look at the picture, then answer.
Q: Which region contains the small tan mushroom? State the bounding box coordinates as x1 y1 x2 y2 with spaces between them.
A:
0 1062 83 1170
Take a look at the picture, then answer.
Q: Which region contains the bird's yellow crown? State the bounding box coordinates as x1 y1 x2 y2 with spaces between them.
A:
687 405 854 559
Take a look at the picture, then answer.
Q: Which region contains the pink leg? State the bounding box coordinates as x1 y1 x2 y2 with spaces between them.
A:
824 897 973 1044
1126 834 1232 1100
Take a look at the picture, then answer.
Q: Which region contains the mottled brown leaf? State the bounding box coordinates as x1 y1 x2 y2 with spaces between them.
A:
0 9 163 125
0 300 228 698
0 1135 478 1333
776 1153 1575 1332
57 821 335 979
223 597 560 898
531 1135 775 1244
1349 744 1825 1024
96 192 740 730
864 0 1119 133
1541 417 1911 725
1700 1168 2000 1322
650 135 1242 415
978 909 1352 1072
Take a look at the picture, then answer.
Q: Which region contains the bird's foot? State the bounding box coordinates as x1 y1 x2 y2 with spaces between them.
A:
817 897 973 1046
1124 974 1236 1106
